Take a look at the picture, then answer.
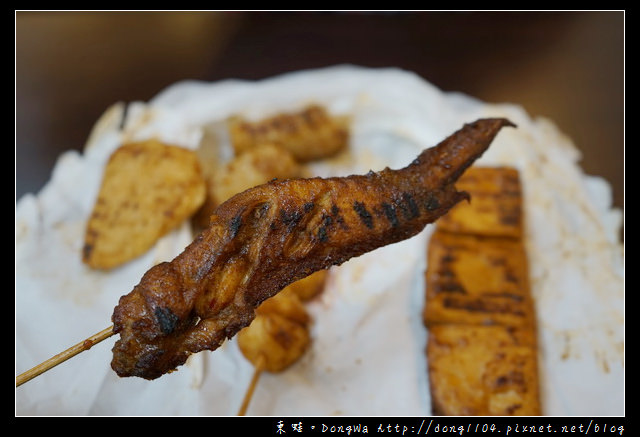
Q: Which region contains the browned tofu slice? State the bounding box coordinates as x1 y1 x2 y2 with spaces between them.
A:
427 324 540 416
83 139 206 270
437 166 523 239
424 229 535 328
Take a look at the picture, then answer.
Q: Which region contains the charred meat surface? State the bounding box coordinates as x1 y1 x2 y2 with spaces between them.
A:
111 118 515 379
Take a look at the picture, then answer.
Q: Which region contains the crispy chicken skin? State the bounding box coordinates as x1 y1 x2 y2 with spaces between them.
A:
111 118 515 379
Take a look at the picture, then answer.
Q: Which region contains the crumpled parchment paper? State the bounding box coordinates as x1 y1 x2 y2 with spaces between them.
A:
15 65 623 416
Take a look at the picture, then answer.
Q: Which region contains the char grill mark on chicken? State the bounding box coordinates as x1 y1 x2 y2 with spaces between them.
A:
111 118 515 380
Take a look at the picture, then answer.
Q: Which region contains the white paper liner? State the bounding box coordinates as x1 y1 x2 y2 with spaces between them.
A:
15 65 623 416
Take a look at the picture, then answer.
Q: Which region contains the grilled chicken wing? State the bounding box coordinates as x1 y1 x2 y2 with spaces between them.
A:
111 118 515 380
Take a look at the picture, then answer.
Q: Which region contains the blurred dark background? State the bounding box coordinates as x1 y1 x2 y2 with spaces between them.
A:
15 11 624 222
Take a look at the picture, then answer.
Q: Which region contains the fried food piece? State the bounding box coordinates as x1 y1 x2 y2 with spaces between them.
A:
281 269 328 302
237 291 311 373
111 118 515 380
212 143 303 208
427 324 540 416
435 166 523 239
423 229 535 328
83 139 206 270
228 104 349 162
236 271 326 374
192 144 304 230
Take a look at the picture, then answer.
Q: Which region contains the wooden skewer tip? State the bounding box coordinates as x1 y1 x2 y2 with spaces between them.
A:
237 354 267 416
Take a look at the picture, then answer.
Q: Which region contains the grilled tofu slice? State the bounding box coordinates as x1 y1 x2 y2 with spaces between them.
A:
436 166 523 239
427 324 540 416
424 229 535 328
424 165 541 416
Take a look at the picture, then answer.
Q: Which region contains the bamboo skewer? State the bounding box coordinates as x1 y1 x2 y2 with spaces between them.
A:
237 354 266 416
16 325 114 387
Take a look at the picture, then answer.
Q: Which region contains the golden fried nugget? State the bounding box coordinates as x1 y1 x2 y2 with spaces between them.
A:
228 104 349 162
255 287 311 327
237 292 311 373
436 166 523 238
213 143 303 205
427 324 540 416
192 143 304 230
281 269 328 302
83 139 206 270
424 229 535 328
